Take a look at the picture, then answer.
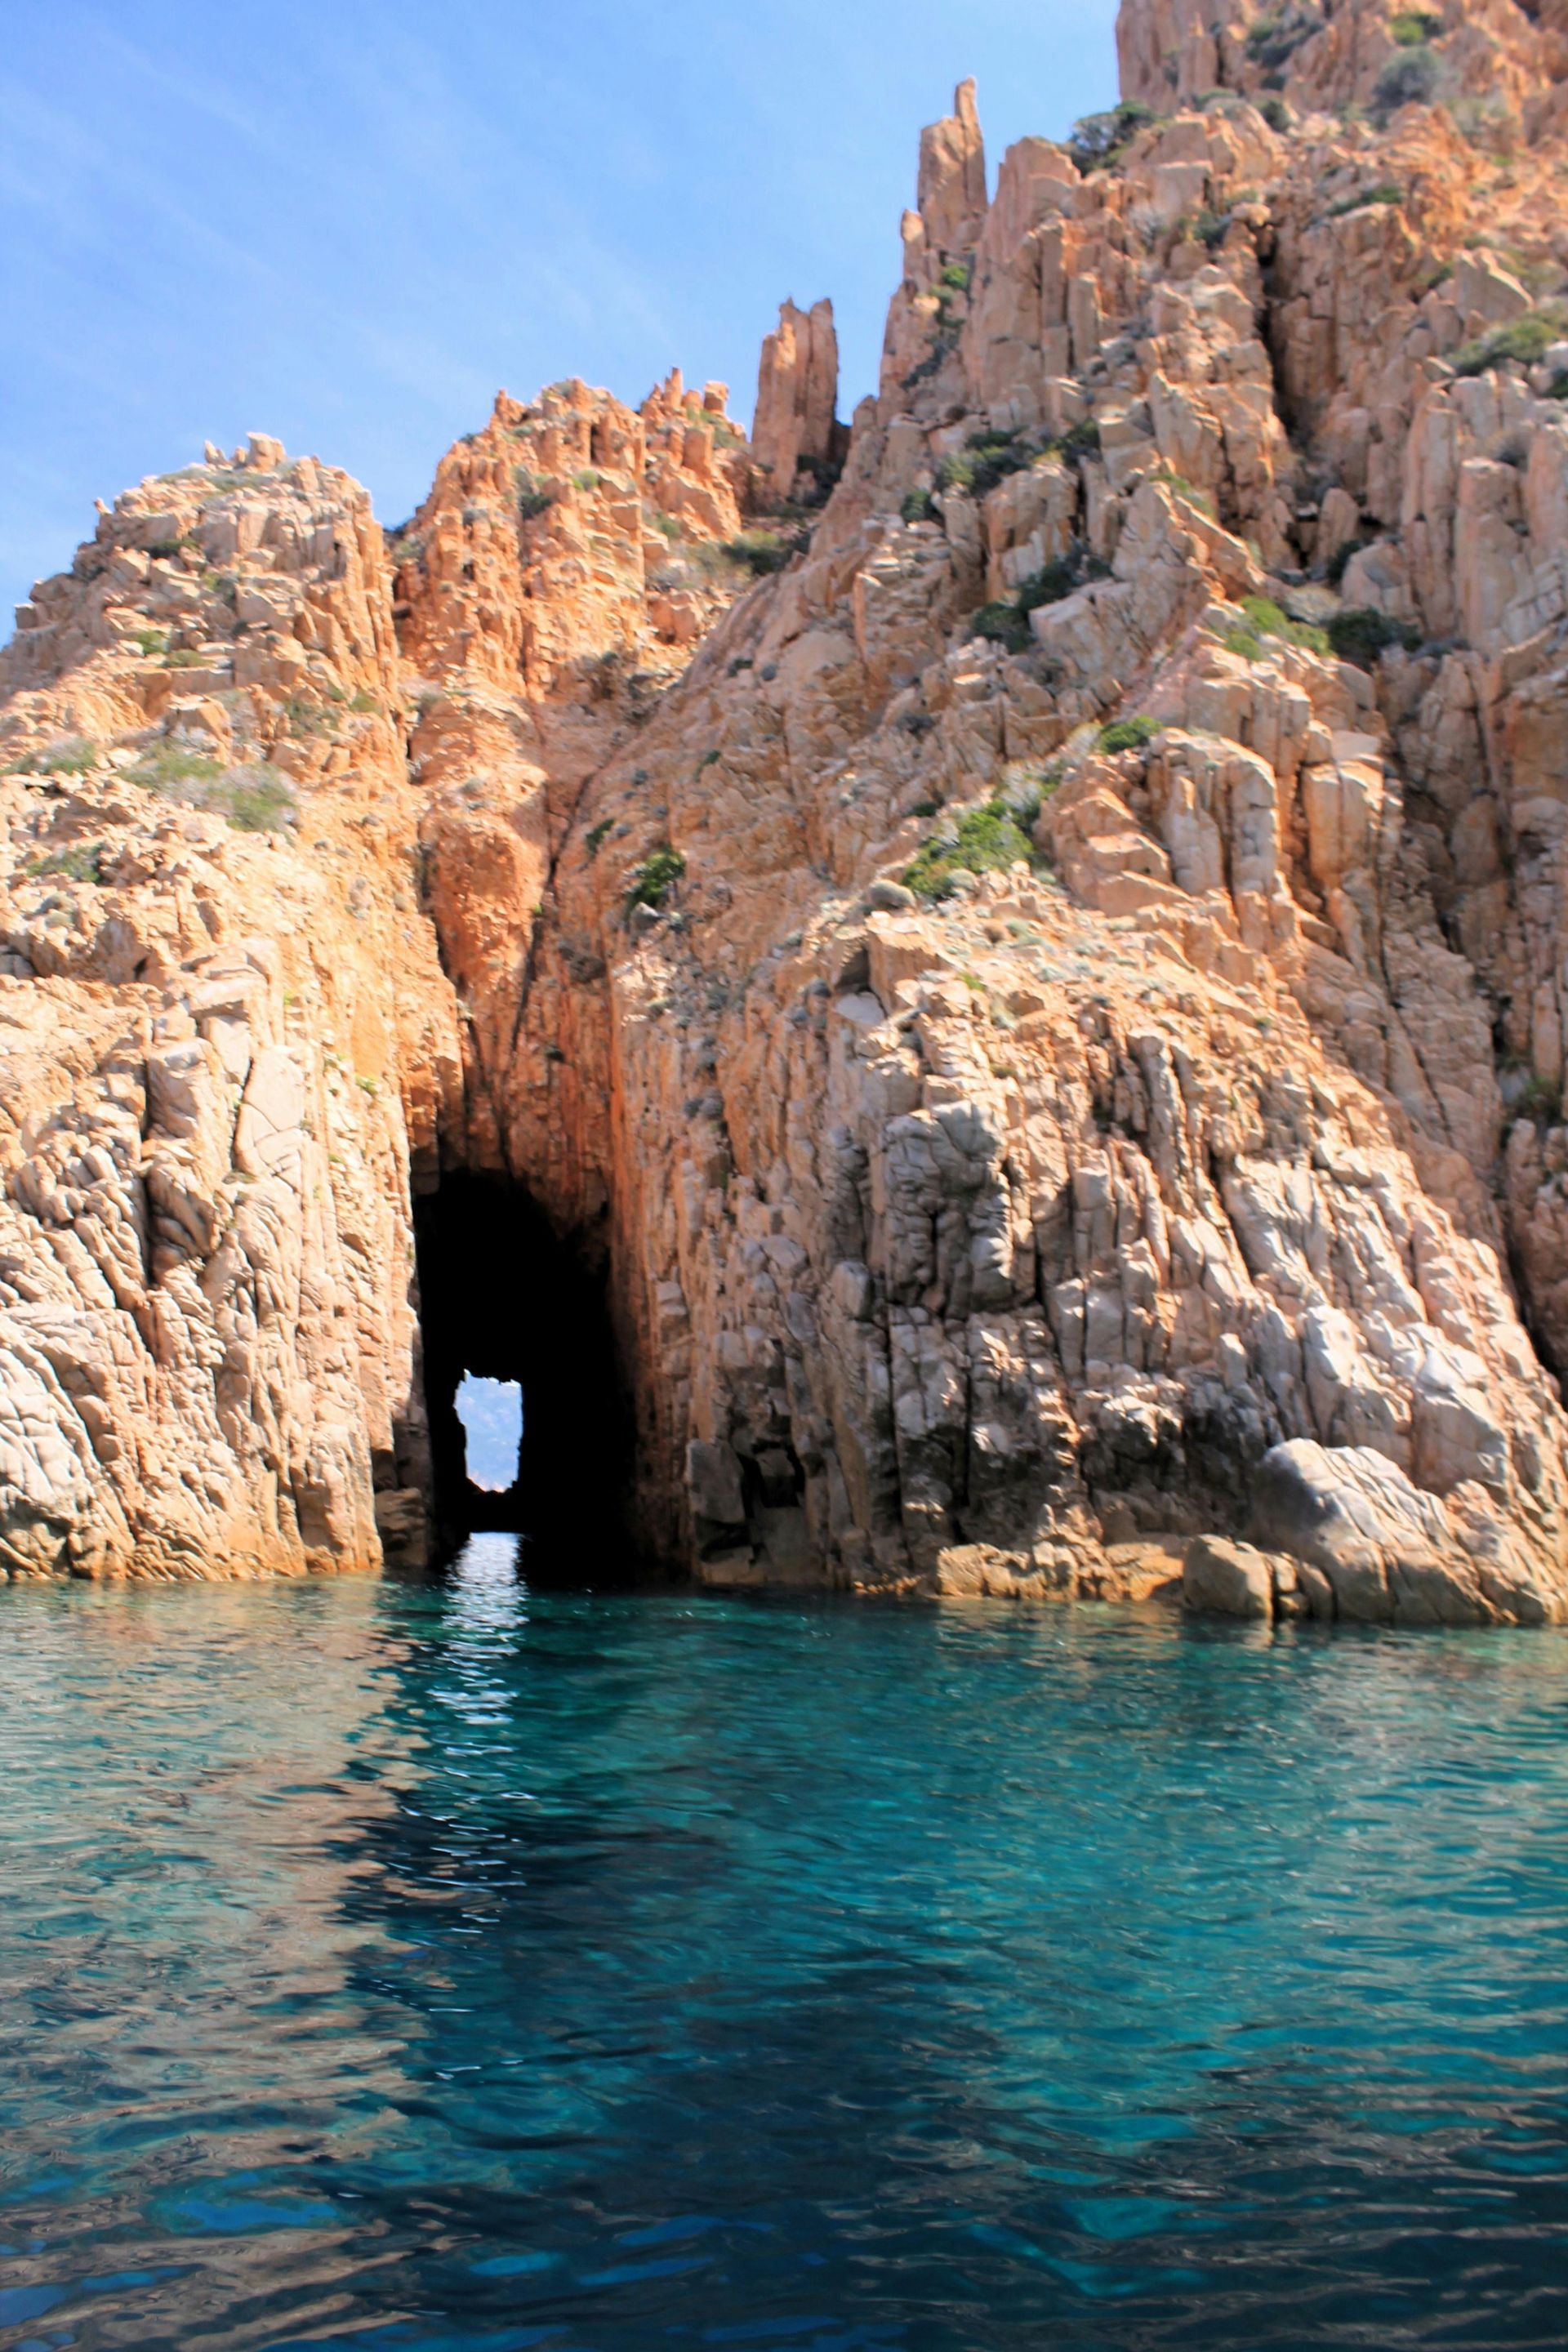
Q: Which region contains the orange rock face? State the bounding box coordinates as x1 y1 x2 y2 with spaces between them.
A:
753 300 844 503
7 10 1568 1624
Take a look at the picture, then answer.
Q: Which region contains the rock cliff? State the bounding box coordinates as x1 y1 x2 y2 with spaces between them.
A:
7 0 1568 1625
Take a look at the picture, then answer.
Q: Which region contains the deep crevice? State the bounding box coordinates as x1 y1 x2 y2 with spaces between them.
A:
412 1170 635 1575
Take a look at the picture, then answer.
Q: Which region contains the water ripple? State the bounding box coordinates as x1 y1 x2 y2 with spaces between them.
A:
0 1538 1566 2348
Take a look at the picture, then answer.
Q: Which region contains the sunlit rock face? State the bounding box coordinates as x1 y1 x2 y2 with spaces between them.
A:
6 3 1568 1624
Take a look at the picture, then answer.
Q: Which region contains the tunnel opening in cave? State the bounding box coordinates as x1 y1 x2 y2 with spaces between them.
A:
412 1172 632 1568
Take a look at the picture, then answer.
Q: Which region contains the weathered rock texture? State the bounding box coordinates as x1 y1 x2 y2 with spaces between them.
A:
753 300 846 503
7 2 1568 1624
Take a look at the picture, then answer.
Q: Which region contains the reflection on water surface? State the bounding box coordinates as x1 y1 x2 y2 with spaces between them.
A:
1 1536 1566 2349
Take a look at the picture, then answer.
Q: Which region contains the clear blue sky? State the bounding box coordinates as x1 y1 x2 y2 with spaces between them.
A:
456 1375 522 1492
1 1 1120 622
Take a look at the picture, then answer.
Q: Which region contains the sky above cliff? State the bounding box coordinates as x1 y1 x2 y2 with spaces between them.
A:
2 0 1119 624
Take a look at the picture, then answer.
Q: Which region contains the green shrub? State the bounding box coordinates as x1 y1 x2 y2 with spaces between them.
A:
216 767 296 832
4 735 96 777
282 694 336 741
1098 715 1160 755
625 843 685 914
972 601 1034 653
1193 207 1232 249
903 324 960 390
933 263 973 333
1454 303 1568 377
127 743 222 791
1391 11 1442 46
1002 764 1057 834
901 486 938 524
1518 1073 1563 1125
1249 596 1290 634
938 430 1035 500
724 529 804 576
348 690 378 715
584 819 613 861
1226 627 1265 660
1446 91 1516 152
126 743 296 831
1047 416 1102 466
1236 593 1332 655
972 551 1103 652
130 626 168 657
513 467 555 521
572 468 602 493
24 841 105 884
1150 466 1217 516
1325 180 1403 217
1067 100 1159 173
1372 44 1440 118
1020 557 1094 609
1246 6 1322 73
1324 606 1421 664
164 648 206 667
904 797 1040 900
1259 96 1293 131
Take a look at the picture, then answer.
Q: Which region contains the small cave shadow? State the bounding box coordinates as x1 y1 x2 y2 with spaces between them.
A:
413 1171 641 1583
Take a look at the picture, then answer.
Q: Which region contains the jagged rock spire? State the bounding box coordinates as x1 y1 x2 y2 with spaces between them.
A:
752 297 841 497
916 77 987 254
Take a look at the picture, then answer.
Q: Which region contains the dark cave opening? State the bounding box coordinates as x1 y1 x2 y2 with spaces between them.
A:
413 1172 632 1568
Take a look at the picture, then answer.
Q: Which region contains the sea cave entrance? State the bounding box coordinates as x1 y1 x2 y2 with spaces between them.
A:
413 1171 630 1566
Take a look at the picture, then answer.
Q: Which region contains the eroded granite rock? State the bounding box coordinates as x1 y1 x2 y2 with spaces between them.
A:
6 11 1568 1624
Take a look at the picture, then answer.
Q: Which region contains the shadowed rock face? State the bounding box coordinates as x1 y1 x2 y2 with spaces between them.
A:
7 9 1568 1624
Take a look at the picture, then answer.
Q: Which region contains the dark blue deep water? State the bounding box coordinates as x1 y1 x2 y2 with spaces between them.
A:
2 1539 1567 2350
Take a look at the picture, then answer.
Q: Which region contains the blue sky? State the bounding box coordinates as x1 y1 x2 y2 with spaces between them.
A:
456 1375 522 1492
1 1 1120 622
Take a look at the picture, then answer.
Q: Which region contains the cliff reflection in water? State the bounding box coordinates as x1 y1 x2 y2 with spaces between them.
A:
1 1547 1566 2350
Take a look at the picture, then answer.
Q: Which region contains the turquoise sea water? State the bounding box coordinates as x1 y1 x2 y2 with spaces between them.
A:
2 1538 1566 2350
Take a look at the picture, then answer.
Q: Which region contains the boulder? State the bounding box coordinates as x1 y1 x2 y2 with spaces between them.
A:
1183 1535 1274 1620
1249 1441 1512 1626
